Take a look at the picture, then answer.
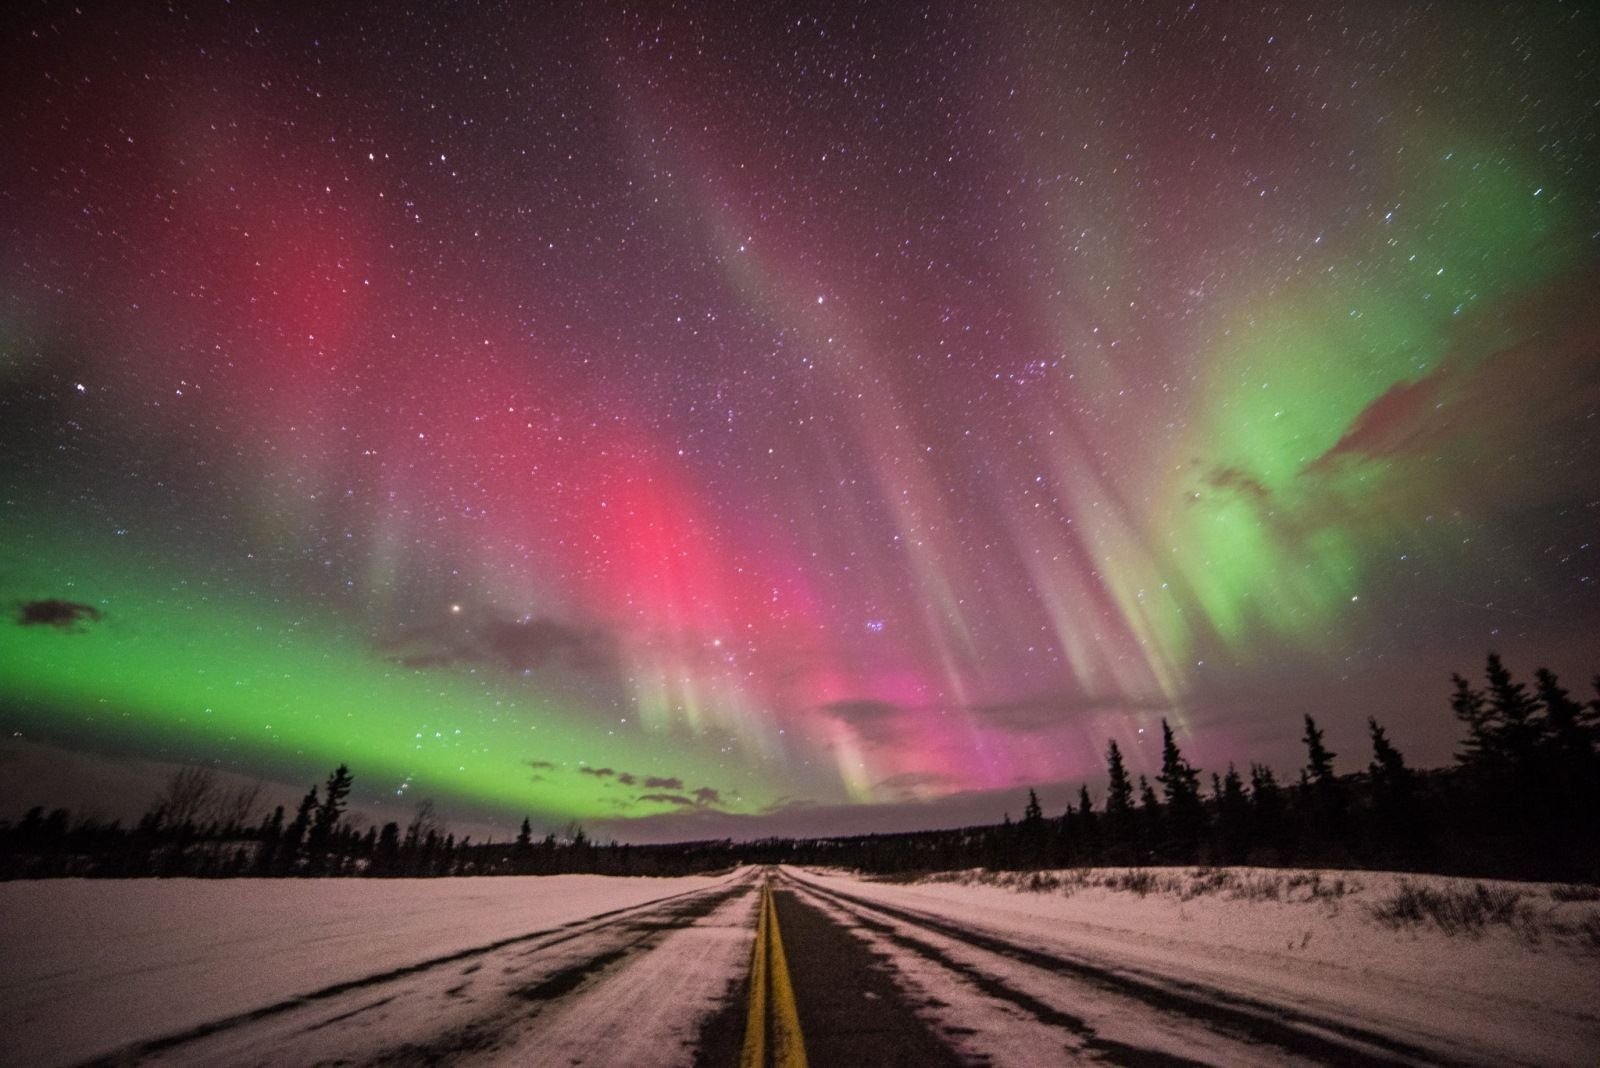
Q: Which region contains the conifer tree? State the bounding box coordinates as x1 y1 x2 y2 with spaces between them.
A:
1137 775 1163 853
1104 740 1133 819
1248 762 1285 858
1302 715 1336 785
1104 740 1134 852
1483 654 1543 775
1213 764 1249 864
1301 715 1347 847
1023 788 1044 824
1075 784 1099 861
1157 719 1204 856
1367 717 1420 855
307 764 353 874
280 786 318 873
1450 672 1495 768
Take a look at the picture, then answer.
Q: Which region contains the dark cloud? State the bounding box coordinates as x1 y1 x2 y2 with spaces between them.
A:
1309 272 1600 505
481 617 613 672
637 792 695 807
643 775 683 790
759 796 818 815
579 766 615 778
527 760 557 770
969 691 1174 734
16 599 103 630
1201 465 1271 502
381 614 615 676
637 785 723 809
818 698 902 746
616 772 637 786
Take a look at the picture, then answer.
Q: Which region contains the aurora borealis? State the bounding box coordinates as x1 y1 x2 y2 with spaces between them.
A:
3 3 1597 841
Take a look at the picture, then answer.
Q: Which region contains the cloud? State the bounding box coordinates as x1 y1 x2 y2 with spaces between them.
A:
481 616 613 672
968 691 1174 734
643 776 683 790
616 772 637 786
872 771 958 803
637 785 723 809
381 613 615 676
527 760 557 770
579 766 616 778
16 599 103 630
1201 465 1270 501
819 698 903 746
637 793 695 807
759 796 818 815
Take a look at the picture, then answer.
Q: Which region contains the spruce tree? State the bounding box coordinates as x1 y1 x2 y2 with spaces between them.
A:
1367 717 1420 858
1214 764 1249 864
307 764 353 875
1076 784 1099 861
1248 763 1285 858
1137 775 1163 853
1157 719 1204 857
1104 740 1134 852
1483 654 1543 775
1450 672 1495 768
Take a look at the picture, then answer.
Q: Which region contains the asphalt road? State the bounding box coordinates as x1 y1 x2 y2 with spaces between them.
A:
74 866 1496 1067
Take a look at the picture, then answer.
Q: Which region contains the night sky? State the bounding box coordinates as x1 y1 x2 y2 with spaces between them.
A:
3 3 1597 842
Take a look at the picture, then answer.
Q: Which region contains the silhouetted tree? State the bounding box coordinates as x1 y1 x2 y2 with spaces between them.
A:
280 786 318 874
1212 764 1249 864
1367 718 1422 860
1300 715 1348 848
307 764 353 874
1451 672 1495 769
1137 775 1162 855
1249 762 1287 860
1157 719 1204 858
1104 739 1134 854
1484 654 1543 778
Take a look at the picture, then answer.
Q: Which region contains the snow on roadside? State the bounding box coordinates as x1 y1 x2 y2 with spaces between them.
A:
0 871 737 1067
800 866 1600 1067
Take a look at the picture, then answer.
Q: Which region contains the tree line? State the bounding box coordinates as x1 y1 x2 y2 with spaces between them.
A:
2 652 1596 882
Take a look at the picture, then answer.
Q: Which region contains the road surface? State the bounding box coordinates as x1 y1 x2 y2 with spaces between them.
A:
73 866 1579 1066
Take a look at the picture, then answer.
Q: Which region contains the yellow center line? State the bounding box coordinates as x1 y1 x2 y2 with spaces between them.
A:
740 879 770 1068
739 874 808 1068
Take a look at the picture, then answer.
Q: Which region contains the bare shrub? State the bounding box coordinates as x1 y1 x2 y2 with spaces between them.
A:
1578 911 1600 950
1550 883 1600 903
1108 869 1160 897
1369 881 1525 936
1181 868 1235 900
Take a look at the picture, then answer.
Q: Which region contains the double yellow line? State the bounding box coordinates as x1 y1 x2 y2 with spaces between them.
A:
740 876 808 1068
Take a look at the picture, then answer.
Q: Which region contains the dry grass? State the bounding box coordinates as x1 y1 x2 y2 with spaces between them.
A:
1368 880 1528 936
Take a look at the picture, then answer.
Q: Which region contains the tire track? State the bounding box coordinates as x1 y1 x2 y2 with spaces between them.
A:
781 869 1466 1067
75 871 757 1067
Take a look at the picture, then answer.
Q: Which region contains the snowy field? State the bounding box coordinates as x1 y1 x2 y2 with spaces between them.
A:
0 872 734 1066
794 866 1600 1066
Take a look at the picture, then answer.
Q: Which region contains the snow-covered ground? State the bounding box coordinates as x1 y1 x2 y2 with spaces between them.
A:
793 866 1600 1066
0 872 735 1066
3 866 1596 1066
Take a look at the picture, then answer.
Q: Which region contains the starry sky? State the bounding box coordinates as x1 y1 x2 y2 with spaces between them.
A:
3 2 1597 842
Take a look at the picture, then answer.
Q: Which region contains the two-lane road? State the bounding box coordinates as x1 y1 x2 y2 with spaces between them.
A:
63 866 1594 1066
